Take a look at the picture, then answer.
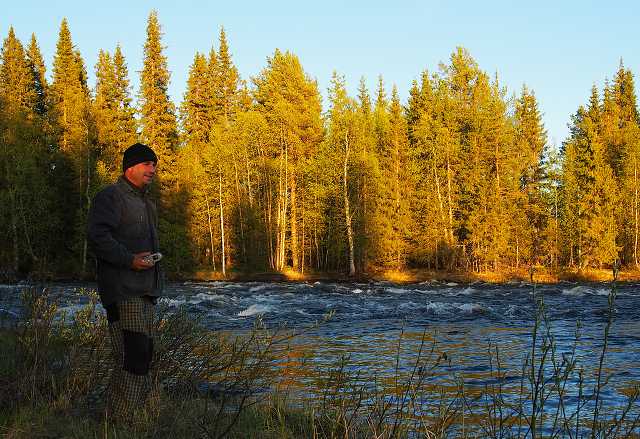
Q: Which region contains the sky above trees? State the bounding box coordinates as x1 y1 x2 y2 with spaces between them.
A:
3 0 638 147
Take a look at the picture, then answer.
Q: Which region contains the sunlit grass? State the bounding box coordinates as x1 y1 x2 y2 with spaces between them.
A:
282 268 307 281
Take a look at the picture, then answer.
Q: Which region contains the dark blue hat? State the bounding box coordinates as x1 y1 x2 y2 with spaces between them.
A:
122 143 157 172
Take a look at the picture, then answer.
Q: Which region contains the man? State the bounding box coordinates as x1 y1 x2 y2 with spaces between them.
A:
87 142 163 419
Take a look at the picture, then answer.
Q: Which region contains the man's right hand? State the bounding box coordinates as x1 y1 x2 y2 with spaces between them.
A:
132 252 154 271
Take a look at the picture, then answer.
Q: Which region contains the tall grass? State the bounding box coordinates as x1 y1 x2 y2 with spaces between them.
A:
0 271 639 438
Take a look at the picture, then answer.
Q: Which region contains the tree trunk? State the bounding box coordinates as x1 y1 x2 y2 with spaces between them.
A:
446 153 455 246
395 136 401 269
554 186 559 269
205 195 216 270
275 140 289 271
300 185 305 275
432 144 447 244
266 165 274 269
233 158 246 264
635 159 639 267
82 143 91 276
219 170 226 277
281 145 288 269
275 145 284 270
344 131 356 276
290 173 298 271
18 196 36 262
10 190 19 273
245 146 253 207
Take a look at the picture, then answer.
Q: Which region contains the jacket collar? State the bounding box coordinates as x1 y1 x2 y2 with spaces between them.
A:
117 175 150 197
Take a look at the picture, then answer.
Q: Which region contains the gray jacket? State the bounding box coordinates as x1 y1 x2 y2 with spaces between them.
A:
87 176 163 306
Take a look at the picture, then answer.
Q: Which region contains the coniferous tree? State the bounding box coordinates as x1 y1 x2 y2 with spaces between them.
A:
611 63 640 266
513 86 548 266
50 19 96 273
408 70 459 269
562 87 620 267
112 45 137 155
93 45 137 183
139 11 178 173
139 11 188 273
180 51 216 269
387 86 411 268
0 27 35 272
354 77 380 271
213 27 240 125
1 28 63 274
25 33 48 115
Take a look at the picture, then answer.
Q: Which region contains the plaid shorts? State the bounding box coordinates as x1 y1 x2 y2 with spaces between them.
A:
105 296 155 418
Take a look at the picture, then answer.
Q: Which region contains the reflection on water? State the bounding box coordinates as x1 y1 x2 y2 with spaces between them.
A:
1 279 639 431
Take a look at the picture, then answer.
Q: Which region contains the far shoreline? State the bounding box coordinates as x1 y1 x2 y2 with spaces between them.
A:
5 267 639 285
185 267 640 284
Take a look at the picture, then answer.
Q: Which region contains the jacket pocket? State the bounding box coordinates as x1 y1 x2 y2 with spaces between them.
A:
121 268 155 296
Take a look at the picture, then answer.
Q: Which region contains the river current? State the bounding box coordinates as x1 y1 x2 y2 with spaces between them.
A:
1 280 639 411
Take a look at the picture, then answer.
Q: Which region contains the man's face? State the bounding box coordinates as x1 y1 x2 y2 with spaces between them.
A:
125 161 157 188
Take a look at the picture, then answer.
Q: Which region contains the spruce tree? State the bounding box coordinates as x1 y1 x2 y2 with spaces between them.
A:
213 27 240 125
94 45 137 183
50 18 96 273
180 51 216 269
139 11 187 273
612 63 640 265
0 28 36 111
354 76 379 271
25 34 47 115
513 85 548 265
139 11 178 170
0 28 62 273
562 90 620 268
112 45 137 152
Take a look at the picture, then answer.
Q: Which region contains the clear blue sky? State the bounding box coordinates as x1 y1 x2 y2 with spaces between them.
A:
3 1 639 146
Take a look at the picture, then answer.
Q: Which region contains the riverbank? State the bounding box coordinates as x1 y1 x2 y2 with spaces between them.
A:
188 266 640 284
4 265 638 285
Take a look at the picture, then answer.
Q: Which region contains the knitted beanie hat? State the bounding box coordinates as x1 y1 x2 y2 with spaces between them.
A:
122 143 157 172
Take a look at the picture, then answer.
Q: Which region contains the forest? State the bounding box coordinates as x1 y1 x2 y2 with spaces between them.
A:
1 11 639 279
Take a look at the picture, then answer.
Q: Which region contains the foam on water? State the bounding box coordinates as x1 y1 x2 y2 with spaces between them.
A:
459 303 485 313
399 301 420 311
386 287 411 294
159 297 187 307
425 302 451 314
238 304 272 317
458 287 476 295
192 292 226 302
423 301 486 315
563 286 591 296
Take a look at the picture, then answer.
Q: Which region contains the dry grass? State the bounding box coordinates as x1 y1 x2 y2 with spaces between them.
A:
188 265 640 285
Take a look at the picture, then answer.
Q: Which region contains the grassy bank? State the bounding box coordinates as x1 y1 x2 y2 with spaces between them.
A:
189 266 640 284
1 278 639 438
